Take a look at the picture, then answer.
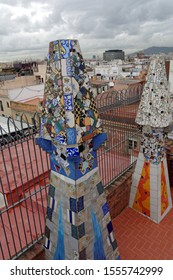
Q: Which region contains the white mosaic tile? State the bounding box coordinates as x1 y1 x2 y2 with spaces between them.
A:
136 56 172 128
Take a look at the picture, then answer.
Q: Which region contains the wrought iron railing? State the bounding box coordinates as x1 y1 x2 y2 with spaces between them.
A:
97 130 141 187
0 115 50 260
0 85 142 259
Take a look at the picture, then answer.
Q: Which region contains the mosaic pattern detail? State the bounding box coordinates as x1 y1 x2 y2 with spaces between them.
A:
136 57 172 128
92 210 106 260
141 126 165 164
38 39 120 260
54 202 65 260
41 39 102 145
161 162 169 215
133 162 150 217
130 56 172 224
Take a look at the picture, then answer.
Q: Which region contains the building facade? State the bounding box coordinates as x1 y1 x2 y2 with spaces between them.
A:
103 50 125 61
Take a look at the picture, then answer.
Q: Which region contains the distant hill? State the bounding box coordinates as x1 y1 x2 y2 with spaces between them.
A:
130 46 173 56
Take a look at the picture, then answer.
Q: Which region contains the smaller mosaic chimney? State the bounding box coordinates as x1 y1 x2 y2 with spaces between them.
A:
36 39 120 260
129 56 172 223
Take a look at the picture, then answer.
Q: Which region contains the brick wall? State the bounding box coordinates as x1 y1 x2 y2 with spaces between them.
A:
17 240 45 260
106 166 135 220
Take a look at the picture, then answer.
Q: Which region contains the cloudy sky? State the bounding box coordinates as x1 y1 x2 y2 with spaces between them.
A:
0 0 173 61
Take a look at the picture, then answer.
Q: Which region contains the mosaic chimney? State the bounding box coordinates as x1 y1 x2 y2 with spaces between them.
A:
129 56 172 223
36 39 120 259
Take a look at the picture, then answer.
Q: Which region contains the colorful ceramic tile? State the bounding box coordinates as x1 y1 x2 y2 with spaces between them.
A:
47 207 53 220
67 210 76 225
102 202 109 216
136 57 172 128
141 127 165 164
45 226 50 239
63 76 71 85
70 197 77 213
133 162 150 217
70 40 81 53
72 77 80 98
66 58 72 76
77 196 84 212
64 94 73 111
49 197 55 210
71 224 78 240
60 40 70 59
38 39 119 260
63 85 73 94
107 221 113 234
66 112 75 128
111 240 118 251
66 128 76 144
61 59 68 76
54 131 67 145
97 182 104 195
67 147 79 157
44 238 50 249
161 162 169 215
78 223 85 239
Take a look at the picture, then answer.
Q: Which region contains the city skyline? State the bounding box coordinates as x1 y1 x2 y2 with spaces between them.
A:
0 0 173 61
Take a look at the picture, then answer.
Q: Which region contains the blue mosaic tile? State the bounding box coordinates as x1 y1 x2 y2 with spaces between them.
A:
70 198 77 213
66 128 76 145
44 238 50 249
78 223 85 239
70 40 78 50
35 138 52 153
45 226 50 239
67 147 79 157
111 239 118 251
64 94 73 111
48 185 55 198
102 202 109 216
77 196 84 212
66 58 72 76
71 224 78 240
47 207 53 220
92 209 106 260
55 133 67 145
54 52 60 61
60 40 70 59
107 221 113 234
97 182 104 195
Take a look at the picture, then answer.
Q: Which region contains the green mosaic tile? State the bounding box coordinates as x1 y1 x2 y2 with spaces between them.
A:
71 224 78 240
97 181 104 195
78 223 85 239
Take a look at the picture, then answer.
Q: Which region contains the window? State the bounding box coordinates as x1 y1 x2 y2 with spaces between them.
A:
0 100 4 111
128 139 137 149
7 102 10 108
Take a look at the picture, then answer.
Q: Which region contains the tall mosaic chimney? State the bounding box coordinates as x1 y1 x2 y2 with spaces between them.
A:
129 56 172 223
36 39 120 260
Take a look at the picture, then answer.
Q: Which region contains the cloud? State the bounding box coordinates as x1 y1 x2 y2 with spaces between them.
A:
0 0 173 61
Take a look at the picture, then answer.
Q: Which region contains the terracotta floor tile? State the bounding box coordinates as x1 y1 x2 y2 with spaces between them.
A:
113 202 173 260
